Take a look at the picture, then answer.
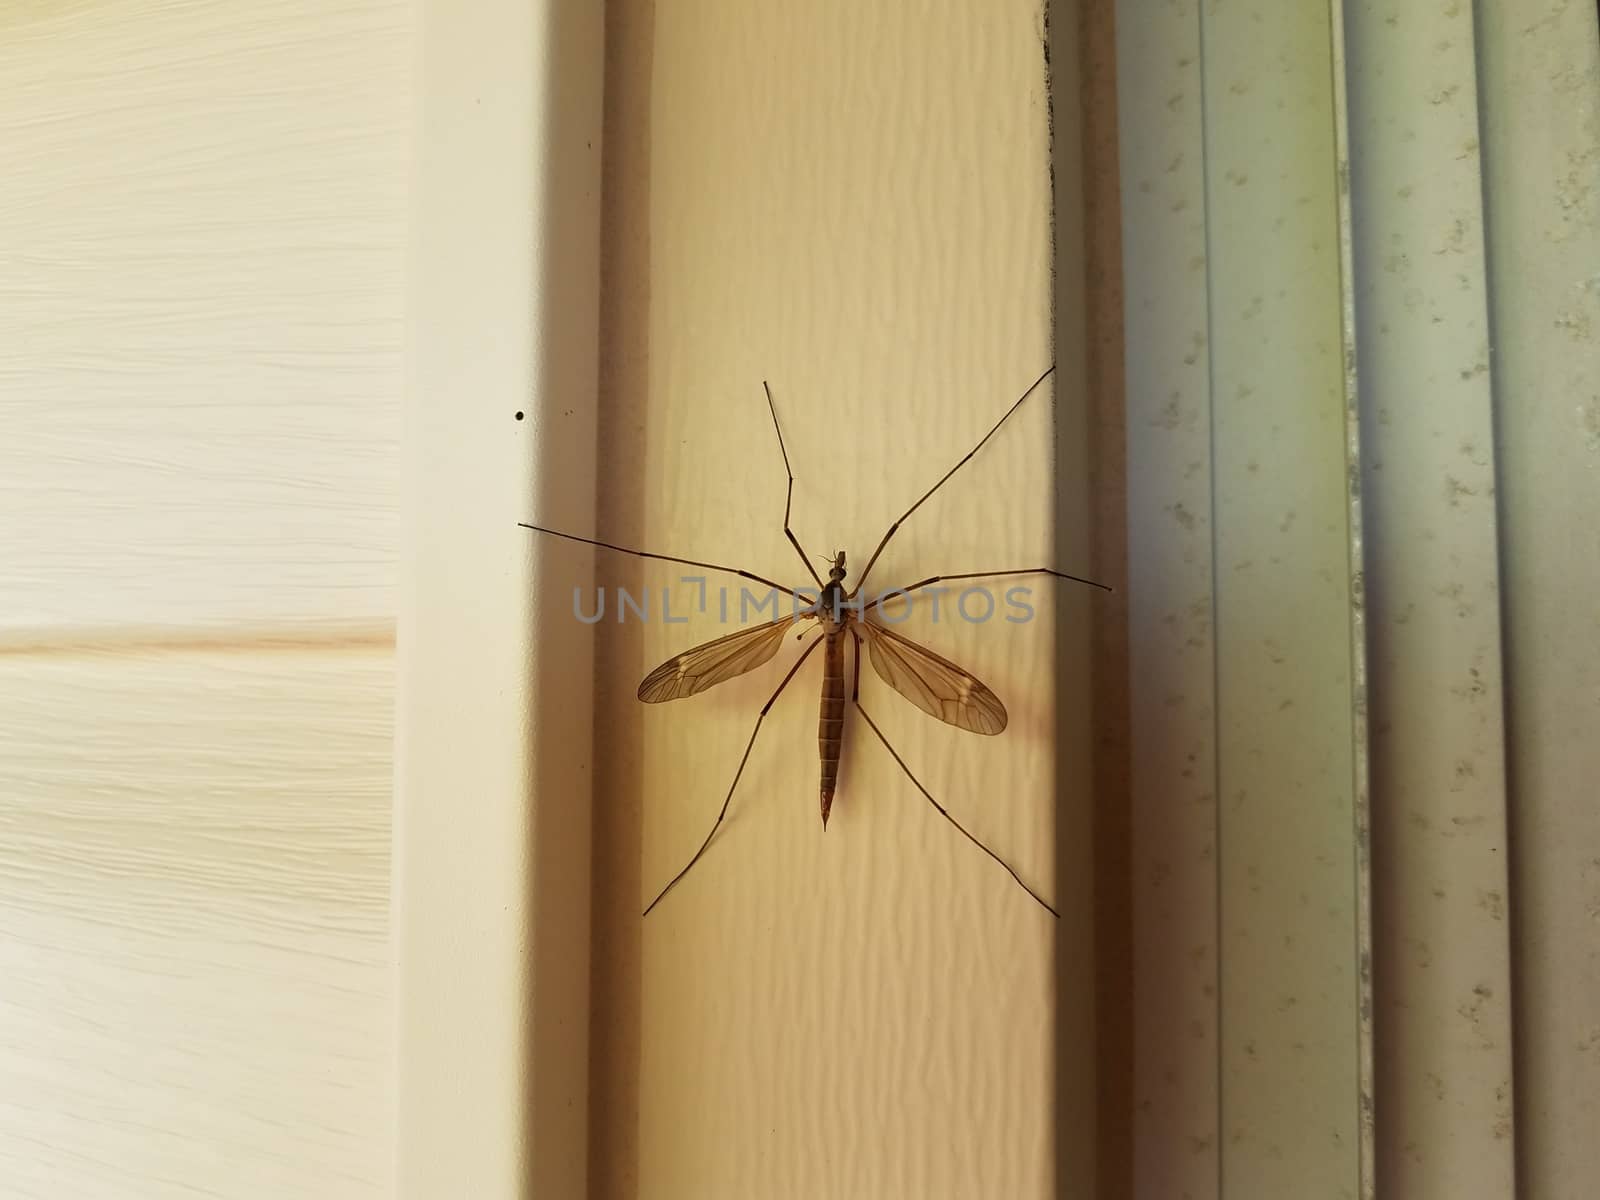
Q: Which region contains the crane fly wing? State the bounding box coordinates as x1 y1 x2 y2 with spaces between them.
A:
857 619 1007 735
638 616 801 702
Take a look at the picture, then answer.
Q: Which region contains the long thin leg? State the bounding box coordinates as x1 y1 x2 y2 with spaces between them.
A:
644 630 823 916
853 696 1060 918
864 565 1111 612
850 365 1055 596
518 523 797 598
763 381 824 588
850 627 862 702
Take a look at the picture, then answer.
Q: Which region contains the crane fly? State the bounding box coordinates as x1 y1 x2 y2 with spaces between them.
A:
519 364 1109 917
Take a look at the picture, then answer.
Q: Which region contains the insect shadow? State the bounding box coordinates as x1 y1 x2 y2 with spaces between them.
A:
520 366 1109 916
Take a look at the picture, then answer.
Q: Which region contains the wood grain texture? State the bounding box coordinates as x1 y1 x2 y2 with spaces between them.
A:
0 0 407 631
0 652 392 1199
0 1 407 1194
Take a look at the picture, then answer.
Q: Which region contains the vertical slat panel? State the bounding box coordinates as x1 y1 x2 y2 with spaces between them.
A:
1120 3 1370 1192
1477 2 1600 1195
1343 2 1518 1195
1203 4 1364 1196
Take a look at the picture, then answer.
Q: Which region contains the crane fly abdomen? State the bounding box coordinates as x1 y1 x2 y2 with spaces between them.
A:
814 564 852 827
818 627 846 826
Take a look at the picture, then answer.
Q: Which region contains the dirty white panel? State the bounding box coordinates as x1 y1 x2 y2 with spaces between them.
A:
1344 2 1518 1195
1477 2 1600 1194
1204 4 1364 1194
1120 0 1377 1192
1116 1 1371 1194
0 1 407 1195
1121 0 1369 1191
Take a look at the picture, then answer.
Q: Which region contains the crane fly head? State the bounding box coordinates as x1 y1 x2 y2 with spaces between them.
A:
827 550 847 584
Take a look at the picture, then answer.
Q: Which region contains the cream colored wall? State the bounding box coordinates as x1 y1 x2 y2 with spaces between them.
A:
0 2 408 1195
622 6 1082 1196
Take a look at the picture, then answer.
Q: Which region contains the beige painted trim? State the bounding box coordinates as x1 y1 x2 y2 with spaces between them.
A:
397 1 602 1196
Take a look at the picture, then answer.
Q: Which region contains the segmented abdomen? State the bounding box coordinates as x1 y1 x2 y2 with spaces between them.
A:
817 631 845 826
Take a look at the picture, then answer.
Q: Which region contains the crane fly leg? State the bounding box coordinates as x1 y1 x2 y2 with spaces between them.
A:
762 381 824 589
851 696 1060 918
643 628 823 916
516 522 798 598
850 627 862 703
849 366 1056 595
865 565 1111 613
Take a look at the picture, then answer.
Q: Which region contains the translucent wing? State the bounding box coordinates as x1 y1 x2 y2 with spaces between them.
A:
857 619 1007 735
638 616 800 702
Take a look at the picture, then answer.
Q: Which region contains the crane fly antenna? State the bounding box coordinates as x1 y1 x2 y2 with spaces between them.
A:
849 651 1059 918
517 523 798 598
851 364 1056 596
644 628 824 916
763 380 825 588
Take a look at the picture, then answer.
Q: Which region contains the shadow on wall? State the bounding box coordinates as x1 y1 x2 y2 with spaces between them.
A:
520 1 643 1198
1049 0 1134 1197
556 4 654 1200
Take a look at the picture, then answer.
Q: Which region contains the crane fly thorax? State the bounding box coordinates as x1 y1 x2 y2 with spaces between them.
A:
816 549 852 635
